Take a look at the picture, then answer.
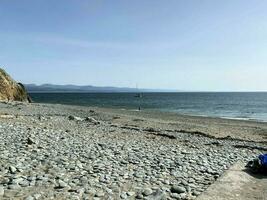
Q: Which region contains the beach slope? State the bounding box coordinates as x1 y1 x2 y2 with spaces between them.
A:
0 102 266 199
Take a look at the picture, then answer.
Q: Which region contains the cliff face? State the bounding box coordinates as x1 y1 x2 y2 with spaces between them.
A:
0 68 31 102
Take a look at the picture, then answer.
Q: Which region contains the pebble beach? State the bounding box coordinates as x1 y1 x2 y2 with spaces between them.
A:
0 101 266 200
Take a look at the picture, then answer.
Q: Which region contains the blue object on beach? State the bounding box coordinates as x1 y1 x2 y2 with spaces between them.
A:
259 154 267 167
246 154 267 173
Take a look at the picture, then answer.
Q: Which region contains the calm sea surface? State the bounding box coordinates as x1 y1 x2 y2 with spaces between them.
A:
30 92 267 122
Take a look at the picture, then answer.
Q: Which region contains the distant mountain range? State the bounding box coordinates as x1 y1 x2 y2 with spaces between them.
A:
25 84 177 93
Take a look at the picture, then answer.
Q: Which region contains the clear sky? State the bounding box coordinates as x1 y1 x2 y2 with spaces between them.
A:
1 0 267 91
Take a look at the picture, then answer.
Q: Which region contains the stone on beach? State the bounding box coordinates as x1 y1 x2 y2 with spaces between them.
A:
146 189 166 200
27 137 35 145
57 180 69 189
68 115 100 124
9 166 17 174
0 186 4 196
142 188 153 196
171 186 186 194
84 116 100 124
68 115 83 121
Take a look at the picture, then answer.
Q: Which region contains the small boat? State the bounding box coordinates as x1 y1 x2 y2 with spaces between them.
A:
134 84 143 98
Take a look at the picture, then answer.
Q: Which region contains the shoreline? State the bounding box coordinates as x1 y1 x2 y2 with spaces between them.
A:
1 101 267 142
28 91 267 124
0 101 266 199
22 100 267 124
34 101 267 123
90 105 267 143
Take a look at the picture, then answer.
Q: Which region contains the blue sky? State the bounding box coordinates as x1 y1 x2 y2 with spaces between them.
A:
1 0 267 91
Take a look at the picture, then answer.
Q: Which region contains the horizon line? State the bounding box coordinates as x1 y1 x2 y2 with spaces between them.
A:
24 83 267 93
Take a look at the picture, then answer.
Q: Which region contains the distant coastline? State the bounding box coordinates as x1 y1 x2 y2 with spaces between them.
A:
25 84 178 93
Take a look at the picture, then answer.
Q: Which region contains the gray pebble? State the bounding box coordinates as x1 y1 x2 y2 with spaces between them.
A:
25 196 34 200
143 188 153 196
171 186 186 194
9 166 17 174
120 192 127 199
58 180 68 188
0 187 4 196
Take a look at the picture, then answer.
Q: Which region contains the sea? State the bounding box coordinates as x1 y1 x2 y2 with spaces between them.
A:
30 92 267 122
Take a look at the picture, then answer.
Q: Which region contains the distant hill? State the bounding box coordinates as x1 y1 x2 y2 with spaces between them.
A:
25 84 177 93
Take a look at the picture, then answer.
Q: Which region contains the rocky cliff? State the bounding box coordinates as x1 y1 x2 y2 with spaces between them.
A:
0 68 31 102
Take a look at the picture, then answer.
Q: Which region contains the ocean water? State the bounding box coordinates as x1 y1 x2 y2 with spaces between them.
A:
30 92 267 122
